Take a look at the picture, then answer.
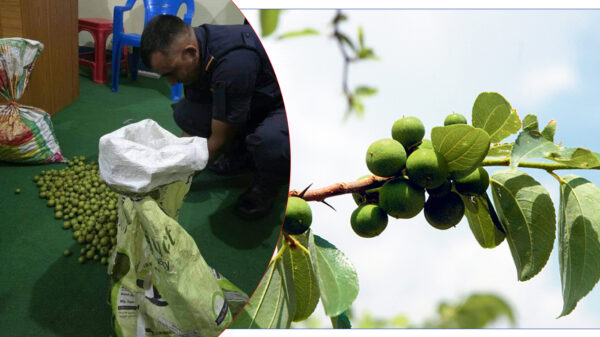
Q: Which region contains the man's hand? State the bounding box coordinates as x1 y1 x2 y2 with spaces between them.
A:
207 119 237 165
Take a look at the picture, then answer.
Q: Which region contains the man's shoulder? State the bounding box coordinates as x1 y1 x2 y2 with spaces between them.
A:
196 24 254 36
199 24 264 64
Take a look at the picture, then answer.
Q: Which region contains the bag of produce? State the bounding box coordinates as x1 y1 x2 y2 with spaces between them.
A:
100 120 246 337
0 38 64 163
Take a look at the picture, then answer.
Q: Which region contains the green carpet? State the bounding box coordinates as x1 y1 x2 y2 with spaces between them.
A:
0 72 287 336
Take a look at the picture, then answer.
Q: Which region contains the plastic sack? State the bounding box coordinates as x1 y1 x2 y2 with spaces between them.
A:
98 119 208 194
101 120 246 337
0 38 64 163
109 178 247 337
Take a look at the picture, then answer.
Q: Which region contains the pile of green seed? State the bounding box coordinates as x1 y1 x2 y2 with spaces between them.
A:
34 156 119 265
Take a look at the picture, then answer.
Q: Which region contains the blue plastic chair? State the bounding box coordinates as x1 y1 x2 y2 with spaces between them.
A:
111 0 194 101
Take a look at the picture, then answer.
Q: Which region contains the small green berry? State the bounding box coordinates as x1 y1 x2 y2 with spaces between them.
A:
444 112 468 126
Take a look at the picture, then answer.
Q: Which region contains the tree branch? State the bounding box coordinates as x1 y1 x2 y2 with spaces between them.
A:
333 9 353 105
481 158 599 170
289 158 598 203
289 175 390 201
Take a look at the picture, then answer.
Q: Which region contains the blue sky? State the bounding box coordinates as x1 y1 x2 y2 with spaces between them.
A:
243 9 600 328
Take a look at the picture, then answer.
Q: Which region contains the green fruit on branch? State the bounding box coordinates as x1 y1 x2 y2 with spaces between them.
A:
417 139 433 151
406 148 449 189
283 197 313 235
378 178 425 219
350 204 388 238
352 175 381 205
455 167 490 196
444 112 467 126
424 192 465 230
391 116 425 150
365 138 407 177
426 179 452 198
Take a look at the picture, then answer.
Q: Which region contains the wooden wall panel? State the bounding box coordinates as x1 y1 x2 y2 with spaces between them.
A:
66 0 79 104
0 0 23 37
0 0 79 115
18 0 52 112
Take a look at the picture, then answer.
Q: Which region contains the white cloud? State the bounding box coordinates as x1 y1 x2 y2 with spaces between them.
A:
518 64 578 106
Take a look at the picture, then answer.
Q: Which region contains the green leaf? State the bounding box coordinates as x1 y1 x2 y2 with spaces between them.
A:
487 143 513 157
260 9 281 38
230 253 296 328
348 99 365 119
336 32 356 52
490 169 556 281
354 86 377 97
431 124 490 174
558 175 600 317
333 12 348 24
358 26 365 48
277 28 319 40
522 114 539 131
541 119 556 141
432 294 516 328
460 193 505 249
308 232 359 317
357 48 378 60
283 233 320 322
510 130 560 169
331 311 352 328
545 147 600 169
472 92 521 143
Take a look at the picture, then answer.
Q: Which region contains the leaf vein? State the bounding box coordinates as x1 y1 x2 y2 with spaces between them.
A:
251 260 277 328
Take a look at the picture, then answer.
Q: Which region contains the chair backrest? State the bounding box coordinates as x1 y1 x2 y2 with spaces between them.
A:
143 0 195 25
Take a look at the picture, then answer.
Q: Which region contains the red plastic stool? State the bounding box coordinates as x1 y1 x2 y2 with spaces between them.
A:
78 18 128 84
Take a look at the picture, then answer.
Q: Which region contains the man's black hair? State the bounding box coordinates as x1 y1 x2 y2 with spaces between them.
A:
140 14 190 68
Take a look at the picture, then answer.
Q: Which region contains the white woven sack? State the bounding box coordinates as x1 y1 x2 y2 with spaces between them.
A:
99 119 208 193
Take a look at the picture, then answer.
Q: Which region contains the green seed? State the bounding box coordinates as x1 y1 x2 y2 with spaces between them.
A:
63 249 71 257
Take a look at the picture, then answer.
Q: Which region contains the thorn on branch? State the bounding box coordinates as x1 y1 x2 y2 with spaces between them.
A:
321 200 336 211
299 183 313 198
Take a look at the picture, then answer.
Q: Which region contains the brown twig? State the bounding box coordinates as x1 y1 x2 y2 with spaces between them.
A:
332 10 355 112
289 175 391 202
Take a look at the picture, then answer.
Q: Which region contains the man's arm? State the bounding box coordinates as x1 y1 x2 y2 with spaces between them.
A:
206 118 237 165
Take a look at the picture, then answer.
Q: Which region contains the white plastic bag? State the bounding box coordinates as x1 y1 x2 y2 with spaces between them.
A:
98 119 208 193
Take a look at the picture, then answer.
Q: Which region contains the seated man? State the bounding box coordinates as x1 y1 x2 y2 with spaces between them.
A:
140 14 290 220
